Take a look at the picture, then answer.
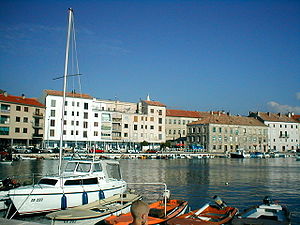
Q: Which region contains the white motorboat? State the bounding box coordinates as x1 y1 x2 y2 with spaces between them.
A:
230 149 250 158
232 196 291 225
46 192 141 225
8 160 126 216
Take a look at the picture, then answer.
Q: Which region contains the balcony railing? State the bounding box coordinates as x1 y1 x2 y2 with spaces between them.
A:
33 113 43 118
279 134 289 138
32 133 43 138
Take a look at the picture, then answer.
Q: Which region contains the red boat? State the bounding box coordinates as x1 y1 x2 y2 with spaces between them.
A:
167 196 238 225
105 199 188 225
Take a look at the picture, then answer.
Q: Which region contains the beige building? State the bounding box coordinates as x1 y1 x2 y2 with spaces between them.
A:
0 92 45 147
187 114 268 152
126 100 166 146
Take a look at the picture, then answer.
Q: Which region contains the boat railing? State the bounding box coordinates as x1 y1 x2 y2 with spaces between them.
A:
126 182 169 217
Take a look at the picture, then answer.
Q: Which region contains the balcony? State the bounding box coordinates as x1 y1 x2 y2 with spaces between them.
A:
32 133 43 138
33 112 43 118
279 134 289 138
32 123 43 129
0 119 10 125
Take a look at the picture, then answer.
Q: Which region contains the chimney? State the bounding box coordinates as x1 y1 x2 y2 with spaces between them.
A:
21 94 25 99
267 112 270 116
4 91 8 97
210 111 214 115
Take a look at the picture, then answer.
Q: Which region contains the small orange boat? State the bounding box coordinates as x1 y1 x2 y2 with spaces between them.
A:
167 196 238 225
105 199 188 225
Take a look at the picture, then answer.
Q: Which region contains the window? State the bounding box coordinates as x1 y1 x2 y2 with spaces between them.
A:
150 117 154 122
150 125 154 130
72 111 74 116
50 119 55 127
124 133 128 137
134 125 138 130
102 113 111 122
64 120 67 125
0 127 9 135
71 130 74 135
84 112 88 119
159 126 162 132
94 122 98 127
134 116 138 122
150 109 154 113
50 110 55 117
94 131 98 136
76 121 79 126
16 117 21 122
106 163 121 180
50 129 55 136
95 113 98 117
16 105 21 111
77 102 80 107
64 111 67 116
124 124 128 128
15 127 20 133
23 117 28 123
72 101 75 106
83 121 88 128
93 163 102 172
77 112 79 116
23 128 28 133
158 118 162 124
83 131 87 138
51 100 56 107
24 107 28 112
158 110 162 115
38 178 58 186
84 103 88 110
212 127 216 132
63 130 66 135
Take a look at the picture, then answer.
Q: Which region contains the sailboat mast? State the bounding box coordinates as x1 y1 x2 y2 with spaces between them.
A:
59 8 73 175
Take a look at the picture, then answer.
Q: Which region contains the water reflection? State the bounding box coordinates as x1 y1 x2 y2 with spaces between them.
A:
0 158 299 224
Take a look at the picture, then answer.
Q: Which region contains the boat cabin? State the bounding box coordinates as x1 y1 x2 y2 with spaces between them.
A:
37 160 122 187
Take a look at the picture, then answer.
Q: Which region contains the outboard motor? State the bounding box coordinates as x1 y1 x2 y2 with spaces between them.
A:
213 195 227 209
263 196 272 205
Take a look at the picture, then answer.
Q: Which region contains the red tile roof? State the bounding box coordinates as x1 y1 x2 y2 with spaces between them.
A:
189 114 266 127
0 93 45 107
143 100 166 107
254 112 298 123
166 109 228 118
44 90 93 99
167 109 203 118
292 115 300 121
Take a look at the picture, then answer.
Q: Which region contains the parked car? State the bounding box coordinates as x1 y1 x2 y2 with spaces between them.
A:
89 149 105 153
146 149 158 153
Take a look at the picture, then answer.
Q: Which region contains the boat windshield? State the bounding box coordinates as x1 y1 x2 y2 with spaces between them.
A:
106 163 121 180
64 162 77 172
93 163 102 172
38 178 58 186
76 162 91 173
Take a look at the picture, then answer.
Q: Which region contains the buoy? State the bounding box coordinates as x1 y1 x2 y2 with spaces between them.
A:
61 194 67 210
82 191 88 205
99 190 105 200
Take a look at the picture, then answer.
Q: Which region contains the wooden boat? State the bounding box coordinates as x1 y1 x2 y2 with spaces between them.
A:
46 193 142 225
231 196 291 225
105 199 188 225
167 196 238 225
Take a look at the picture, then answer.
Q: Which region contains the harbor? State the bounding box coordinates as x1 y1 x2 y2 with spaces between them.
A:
0 157 299 224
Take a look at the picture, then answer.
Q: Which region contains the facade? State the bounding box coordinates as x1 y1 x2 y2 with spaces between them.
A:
0 92 45 147
187 113 268 153
249 112 299 152
41 90 166 150
165 109 203 142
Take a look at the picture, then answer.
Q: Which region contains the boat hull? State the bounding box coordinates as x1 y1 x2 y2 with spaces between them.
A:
8 181 126 215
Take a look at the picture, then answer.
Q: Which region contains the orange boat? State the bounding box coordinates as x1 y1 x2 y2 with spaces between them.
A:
167 196 238 225
105 199 188 225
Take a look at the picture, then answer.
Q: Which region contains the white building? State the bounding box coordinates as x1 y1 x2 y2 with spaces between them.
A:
249 112 299 152
41 90 113 148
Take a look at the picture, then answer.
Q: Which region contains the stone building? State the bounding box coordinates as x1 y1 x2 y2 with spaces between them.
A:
0 92 45 147
249 112 299 152
187 114 268 153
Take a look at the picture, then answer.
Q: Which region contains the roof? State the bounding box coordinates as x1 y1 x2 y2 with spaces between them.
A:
44 90 93 99
142 100 166 107
292 115 300 122
0 93 45 108
253 112 298 123
167 109 203 118
189 114 266 127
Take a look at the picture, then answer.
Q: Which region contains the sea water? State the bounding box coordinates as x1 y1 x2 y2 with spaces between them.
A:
1 157 299 224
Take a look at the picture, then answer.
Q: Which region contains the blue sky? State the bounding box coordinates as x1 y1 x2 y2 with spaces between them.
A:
1 0 299 115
